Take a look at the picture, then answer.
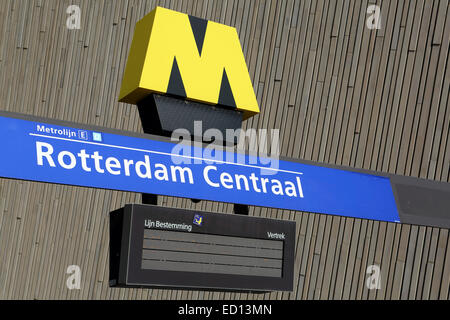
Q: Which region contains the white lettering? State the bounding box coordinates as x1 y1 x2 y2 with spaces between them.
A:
57 151 76 169
135 155 152 179
203 165 219 187
91 151 104 173
36 141 55 167
124 159 134 176
154 163 169 181
77 149 91 172
170 166 194 184
33 142 306 201
105 157 121 175
220 172 234 189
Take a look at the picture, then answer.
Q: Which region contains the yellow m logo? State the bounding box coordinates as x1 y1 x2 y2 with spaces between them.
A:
119 7 259 119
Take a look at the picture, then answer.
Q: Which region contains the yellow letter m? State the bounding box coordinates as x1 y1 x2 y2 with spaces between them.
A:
118 7 259 119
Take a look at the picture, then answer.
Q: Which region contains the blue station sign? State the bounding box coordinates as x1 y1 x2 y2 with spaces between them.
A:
0 112 402 223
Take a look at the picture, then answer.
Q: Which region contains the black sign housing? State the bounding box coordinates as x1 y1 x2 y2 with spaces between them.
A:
109 204 295 291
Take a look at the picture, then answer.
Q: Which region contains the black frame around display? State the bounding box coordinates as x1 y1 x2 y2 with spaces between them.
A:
109 204 296 291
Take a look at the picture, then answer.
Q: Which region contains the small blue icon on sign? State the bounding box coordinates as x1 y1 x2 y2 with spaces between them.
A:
78 130 88 140
92 132 102 142
193 214 204 226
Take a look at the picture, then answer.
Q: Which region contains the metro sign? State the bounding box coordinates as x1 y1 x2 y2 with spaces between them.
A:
119 6 259 119
0 111 400 223
1 111 450 228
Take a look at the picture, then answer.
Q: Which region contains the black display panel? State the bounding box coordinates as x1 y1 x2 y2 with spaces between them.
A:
109 204 295 291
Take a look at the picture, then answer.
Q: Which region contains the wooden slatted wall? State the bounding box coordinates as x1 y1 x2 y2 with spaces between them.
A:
0 0 449 299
